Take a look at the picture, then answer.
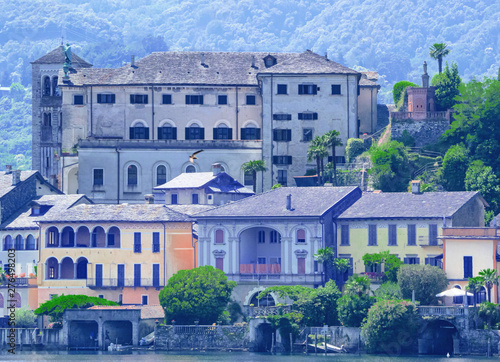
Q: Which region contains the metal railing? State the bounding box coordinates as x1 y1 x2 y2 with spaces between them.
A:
86 278 162 288
0 277 29 286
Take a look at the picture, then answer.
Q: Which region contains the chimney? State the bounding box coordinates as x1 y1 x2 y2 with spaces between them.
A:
286 194 292 211
212 163 222 176
411 180 422 194
251 55 256 68
144 194 154 204
324 52 328 60
5 165 12 174
131 55 135 67
201 53 205 65
12 170 21 186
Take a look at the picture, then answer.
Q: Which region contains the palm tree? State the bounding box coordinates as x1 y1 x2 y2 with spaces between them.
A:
429 43 450 74
322 131 343 185
466 276 484 307
478 268 499 303
307 137 328 185
333 258 350 290
345 275 371 297
241 160 267 193
314 247 334 284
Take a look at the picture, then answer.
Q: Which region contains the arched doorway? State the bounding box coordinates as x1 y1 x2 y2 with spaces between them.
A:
91 227 106 247
76 257 88 279
60 257 74 279
67 166 78 194
76 226 90 247
69 321 98 348
419 320 458 355
61 227 75 247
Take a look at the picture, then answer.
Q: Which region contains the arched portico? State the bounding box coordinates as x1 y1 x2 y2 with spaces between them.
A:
60 257 75 279
239 226 282 276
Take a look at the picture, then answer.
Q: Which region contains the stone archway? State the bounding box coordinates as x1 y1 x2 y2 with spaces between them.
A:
419 319 458 355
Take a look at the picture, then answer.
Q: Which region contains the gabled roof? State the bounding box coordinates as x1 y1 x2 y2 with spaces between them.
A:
0 170 61 199
38 204 192 223
194 186 360 218
154 172 253 194
338 191 485 219
1 195 92 230
31 46 92 67
59 50 358 87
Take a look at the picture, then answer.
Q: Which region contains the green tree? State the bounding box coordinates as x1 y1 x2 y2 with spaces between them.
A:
361 300 420 354
338 294 374 327
333 257 350 290
314 247 334 283
345 138 366 163
363 251 403 283
392 80 418 105
241 160 267 193
466 276 485 307
9 83 25 102
374 282 402 300
159 266 236 325
369 141 411 192
397 264 449 305
35 295 118 323
465 160 500 218
322 130 343 185
14 308 37 328
266 312 303 352
429 42 450 74
307 137 328 185
478 268 499 303
431 62 461 110
478 302 500 329
344 275 371 297
437 144 469 191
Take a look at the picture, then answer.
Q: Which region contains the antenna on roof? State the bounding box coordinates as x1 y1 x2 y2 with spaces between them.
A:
324 52 328 60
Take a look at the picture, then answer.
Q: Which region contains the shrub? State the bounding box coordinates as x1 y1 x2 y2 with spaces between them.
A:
338 294 374 327
397 265 449 305
392 81 418 106
345 138 366 163
362 300 420 354
14 308 37 328
478 302 500 329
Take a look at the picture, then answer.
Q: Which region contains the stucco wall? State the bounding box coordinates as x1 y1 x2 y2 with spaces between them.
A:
358 87 378 134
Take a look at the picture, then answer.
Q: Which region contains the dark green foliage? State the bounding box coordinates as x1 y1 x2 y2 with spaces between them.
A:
227 301 244 324
369 141 411 192
338 294 374 327
437 144 469 191
34 294 118 322
374 282 402 300
394 130 415 147
361 300 420 354
432 62 461 110
397 265 449 306
9 83 25 102
159 266 236 325
345 138 367 163
363 251 402 283
266 312 303 352
478 302 500 329
466 161 500 220
393 81 418 105
14 308 37 328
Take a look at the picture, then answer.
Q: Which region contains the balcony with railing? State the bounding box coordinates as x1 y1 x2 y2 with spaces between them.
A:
239 264 282 280
391 110 452 121
418 306 472 316
360 272 385 284
86 278 162 288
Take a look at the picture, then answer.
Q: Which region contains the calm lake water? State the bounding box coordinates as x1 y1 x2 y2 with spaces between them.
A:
0 351 495 362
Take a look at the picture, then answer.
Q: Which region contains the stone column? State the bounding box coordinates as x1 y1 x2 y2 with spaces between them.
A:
132 320 139 346
288 238 293 274
97 317 103 349
59 232 62 247
73 232 77 247
234 236 240 275
228 238 234 274
58 263 61 279
206 238 211 266
45 262 48 280
74 263 77 279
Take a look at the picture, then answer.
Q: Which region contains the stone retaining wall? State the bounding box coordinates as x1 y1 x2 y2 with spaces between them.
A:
391 118 449 147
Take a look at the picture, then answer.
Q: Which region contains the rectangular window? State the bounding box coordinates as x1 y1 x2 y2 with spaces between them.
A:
273 155 292 165
158 126 177 140
213 127 233 140
97 94 115 104
215 257 223 271
153 232 160 253
463 256 473 278
298 84 317 95
129 126 149 140
388 224 397 246
134 264 141 287
270 230 281 244
142 295 148 305
331 84 342 95
404 257 420 265
425 257 442 268
171 194 178 205
277 170 287 186
98 295 104 299
134 232 141 253
407 224 416 246
153 264 160 287
298 258 306 274
74 95 84 105
303 128 313 142
244 171 253 186
258 230 265 243
273 129 292 142
277 84 287 94
429 224 438 246
241 128 261 140
273 113 292 121
192 194 199 204
298 112 318 120
162 94 172 104
218 95 227 105
93 169 104 186
341 225 350 246
368 224 377 246
185 127 205 140
130 94 148 104
185 95 204 105
246 95 256 105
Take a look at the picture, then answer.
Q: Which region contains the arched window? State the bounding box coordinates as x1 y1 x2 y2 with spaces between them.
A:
213 123 232 140
91 227 106 247
13 292 21 308
156 165 167 185
43 76 51 96
3 236 13 251
215 229 224 244
0 293 3 308
26 235 36 250
241 123 261 140
477 287 487 304
128 165 138 185
60 257 74 279
46 227 59 247
107 226 121 248
185 124 204 140
43 113 52 127
52 76 59 96
76 257 88 279
158 125 177 140
186 165 196 173
130 122 149 140
296 229 306 243
14 235 23 250
46 257 58 279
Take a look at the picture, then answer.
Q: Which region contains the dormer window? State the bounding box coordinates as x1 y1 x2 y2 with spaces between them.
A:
263 55 277 68
32 207 40 216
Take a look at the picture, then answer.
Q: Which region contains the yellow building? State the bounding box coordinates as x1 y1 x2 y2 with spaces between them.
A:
37 203 194 306
441 227 499 304
336 186 486 283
